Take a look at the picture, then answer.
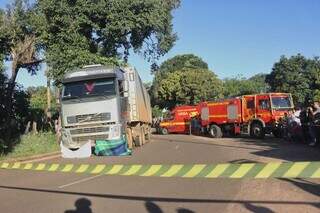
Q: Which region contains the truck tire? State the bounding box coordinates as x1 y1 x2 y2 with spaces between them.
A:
161 128 169 135
250 122 265 139
145 126 151 143
134 127 144 147
126 128 133 149
141 127 147 145
209 124 223 138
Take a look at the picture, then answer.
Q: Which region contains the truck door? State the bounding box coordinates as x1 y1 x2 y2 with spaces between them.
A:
242 96 255 123
256 95 272 123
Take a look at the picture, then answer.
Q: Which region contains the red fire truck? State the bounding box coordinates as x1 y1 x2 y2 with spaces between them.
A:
199 93 294 138
159 105 199 134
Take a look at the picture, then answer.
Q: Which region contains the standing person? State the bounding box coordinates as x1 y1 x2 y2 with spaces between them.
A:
299 107 310 143
308 102 320 146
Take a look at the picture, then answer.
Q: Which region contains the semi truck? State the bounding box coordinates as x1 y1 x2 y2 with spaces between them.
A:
199 93 294 138
159 105 199 134
59 64 152 152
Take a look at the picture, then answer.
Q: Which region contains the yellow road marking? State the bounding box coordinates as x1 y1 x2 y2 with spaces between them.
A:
161 165 183 177
106 165 123 175
206 164 230 178
183 164 206 178
122 165 142 176
12 162 21 169
311 168 320 178
35 163 46 171
24 163 33 170
61 164 74 172
140 165 162 176
48 164 59 171
230 163 255 178
1 163 9 168
90 165 106 174
283 162 310 178
255 162 282 178
76 164 89 173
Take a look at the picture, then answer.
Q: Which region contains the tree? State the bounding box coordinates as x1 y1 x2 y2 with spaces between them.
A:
266 54 320 105
151 54 213 107
0 0 43 109
152 54 223 108
223 74 269 98
38 0 180 81
152 54 208 74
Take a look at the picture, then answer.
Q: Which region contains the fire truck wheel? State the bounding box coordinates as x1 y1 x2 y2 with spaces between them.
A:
209 125 223 138
161 128 169 135
250 123 265 139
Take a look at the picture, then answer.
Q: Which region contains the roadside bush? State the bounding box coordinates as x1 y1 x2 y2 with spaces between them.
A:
0 132 59 160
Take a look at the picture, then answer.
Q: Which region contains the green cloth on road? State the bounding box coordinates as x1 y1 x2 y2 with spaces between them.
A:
94 135 132 156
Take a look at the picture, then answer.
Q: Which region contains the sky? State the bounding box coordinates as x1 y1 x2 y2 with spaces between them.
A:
1 0 320 88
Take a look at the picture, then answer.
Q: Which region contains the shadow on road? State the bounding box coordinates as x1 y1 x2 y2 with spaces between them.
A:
280 178 320 198
160 137 265 151
176 208 195 213
0 185 318 208
145 201 163 213
234 137 320 162
145 201 196 213
65 198 92 213
244 203 274 213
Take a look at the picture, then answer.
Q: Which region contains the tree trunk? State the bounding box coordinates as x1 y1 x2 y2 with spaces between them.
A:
46 77 52 119
24 121 31 134
6 60 19 113
32 121 38 135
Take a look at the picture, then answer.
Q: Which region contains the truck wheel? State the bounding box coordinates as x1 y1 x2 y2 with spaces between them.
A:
161 128 169 135
126 128 133 149
141 127 147 145
145 126 151 143
209 125 223 138
134 127 144 147
250 123 265 139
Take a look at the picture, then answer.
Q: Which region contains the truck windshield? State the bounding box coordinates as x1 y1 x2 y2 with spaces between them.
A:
62 78 116 100
271 96 292 109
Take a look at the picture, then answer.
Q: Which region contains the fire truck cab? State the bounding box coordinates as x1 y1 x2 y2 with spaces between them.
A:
159 105 199 134
199 93 294 138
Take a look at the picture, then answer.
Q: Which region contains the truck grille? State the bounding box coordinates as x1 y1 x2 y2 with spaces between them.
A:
72 112 111 123
70 127 110 135
72 134 109 142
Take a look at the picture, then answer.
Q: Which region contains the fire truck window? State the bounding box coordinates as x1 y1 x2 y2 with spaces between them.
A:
247 100 255 109
259 99 270 110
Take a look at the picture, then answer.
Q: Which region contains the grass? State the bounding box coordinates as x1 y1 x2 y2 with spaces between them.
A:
0 132 59 161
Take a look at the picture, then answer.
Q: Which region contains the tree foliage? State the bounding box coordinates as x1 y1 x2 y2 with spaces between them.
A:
223 74 269 98
0 0 43 101
38 0 180 81
266 54 320 105
0 0 44 152
152 54 222 108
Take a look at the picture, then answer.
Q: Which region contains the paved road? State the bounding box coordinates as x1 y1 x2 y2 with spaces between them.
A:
0 135 319 213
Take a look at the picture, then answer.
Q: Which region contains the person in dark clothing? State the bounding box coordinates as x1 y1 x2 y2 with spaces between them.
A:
309 102 320 146
299 108 310 143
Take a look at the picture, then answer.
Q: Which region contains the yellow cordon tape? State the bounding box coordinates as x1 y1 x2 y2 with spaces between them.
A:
0 161 319 179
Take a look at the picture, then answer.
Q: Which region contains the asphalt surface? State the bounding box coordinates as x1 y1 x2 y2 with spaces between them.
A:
0 134 319 213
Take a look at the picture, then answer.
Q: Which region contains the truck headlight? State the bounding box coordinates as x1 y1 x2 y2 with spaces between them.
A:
67 116 76 124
